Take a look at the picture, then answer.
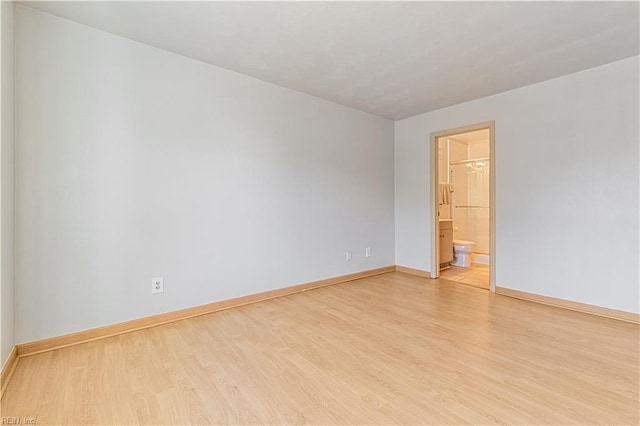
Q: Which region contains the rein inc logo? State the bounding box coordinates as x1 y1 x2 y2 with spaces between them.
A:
1 417 36 425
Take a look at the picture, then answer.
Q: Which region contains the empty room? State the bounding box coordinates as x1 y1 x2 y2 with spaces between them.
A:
0 1 638 425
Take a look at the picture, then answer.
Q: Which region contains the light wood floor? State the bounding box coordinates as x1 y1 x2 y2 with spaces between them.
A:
2 272 638 425
440 263 490 289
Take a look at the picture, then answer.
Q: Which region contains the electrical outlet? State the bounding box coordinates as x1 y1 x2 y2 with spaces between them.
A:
365 247 371 257
346 251 352 261
152 277 164 294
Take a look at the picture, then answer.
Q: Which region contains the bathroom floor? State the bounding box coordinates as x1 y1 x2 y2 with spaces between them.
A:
440 263 489 289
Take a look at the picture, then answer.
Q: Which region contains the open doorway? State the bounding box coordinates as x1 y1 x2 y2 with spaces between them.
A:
430 122 495 291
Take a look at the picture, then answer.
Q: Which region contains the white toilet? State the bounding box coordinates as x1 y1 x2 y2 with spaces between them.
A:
453 240 475 267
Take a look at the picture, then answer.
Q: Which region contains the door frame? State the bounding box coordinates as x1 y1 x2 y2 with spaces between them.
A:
429 121 496 292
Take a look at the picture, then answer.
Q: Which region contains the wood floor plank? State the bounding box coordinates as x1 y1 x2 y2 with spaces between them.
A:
1 272 638 425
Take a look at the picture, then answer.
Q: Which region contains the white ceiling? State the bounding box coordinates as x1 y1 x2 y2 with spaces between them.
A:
23 1 639 120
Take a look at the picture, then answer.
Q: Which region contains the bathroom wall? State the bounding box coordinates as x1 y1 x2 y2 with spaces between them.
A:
468 140 489 158
437 139 451 220
438 141 449 184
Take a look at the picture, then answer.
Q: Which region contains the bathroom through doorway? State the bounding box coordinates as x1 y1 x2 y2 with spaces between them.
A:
430 122 495 291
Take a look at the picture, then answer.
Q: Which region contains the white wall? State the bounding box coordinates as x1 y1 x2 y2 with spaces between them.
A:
395 56 639 314
0 1 15 368
16 7 395 343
